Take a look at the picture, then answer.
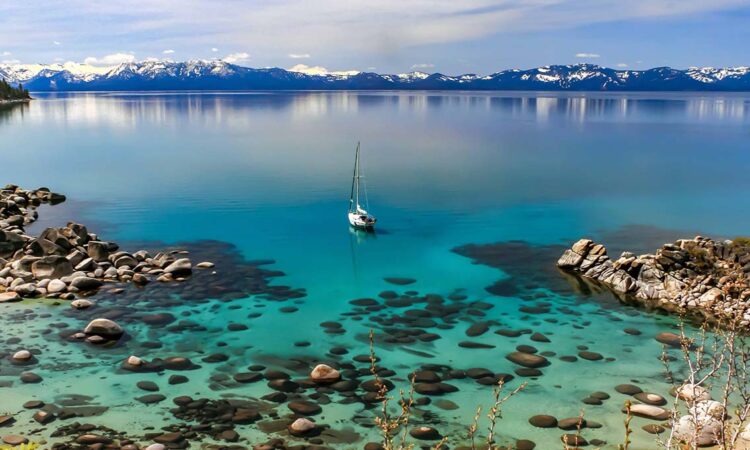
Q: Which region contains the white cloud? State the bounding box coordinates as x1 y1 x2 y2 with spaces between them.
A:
2 59 20 64
288 64 328 75
162 49 175 54
288 53 310 59
575 53 600 58
616 63 628 68
83 52 136 66
288 63 359 76
53 41 61 46
211 47 219 52
0 0 745 65
222 52 250 63
411 63 435 69
1 51 11 56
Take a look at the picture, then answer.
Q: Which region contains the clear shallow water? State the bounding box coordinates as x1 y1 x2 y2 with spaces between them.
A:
1 92 750 449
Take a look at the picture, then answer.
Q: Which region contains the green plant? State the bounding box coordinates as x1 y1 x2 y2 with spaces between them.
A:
731 237 750 249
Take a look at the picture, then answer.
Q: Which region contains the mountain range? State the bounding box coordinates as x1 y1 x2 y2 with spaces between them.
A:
1 60 749 91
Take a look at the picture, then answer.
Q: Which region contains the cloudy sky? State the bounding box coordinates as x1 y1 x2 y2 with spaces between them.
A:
1 0 749 73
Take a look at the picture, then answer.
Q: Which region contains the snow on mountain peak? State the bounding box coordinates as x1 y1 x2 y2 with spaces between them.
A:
1 61 749 91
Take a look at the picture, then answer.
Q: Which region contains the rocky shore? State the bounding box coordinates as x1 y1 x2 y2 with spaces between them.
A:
557 236 750 327
0 184 212 305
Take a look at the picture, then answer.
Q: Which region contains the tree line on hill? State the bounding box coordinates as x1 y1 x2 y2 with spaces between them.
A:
0 79 31 101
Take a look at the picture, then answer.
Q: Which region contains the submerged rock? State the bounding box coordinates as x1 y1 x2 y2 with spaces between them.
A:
84 318 124 339
506 352 550 368
310 364 341 383
288 418 317 436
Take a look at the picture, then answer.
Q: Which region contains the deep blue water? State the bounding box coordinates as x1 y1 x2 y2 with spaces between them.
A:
1 91 750 449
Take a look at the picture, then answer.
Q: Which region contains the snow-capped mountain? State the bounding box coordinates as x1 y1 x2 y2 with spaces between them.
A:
1 61 749 91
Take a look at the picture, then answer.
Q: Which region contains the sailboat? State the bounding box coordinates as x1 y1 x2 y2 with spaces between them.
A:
348 142 377 230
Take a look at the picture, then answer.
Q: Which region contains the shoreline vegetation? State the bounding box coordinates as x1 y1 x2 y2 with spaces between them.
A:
0 81 31 103
2 185 750 449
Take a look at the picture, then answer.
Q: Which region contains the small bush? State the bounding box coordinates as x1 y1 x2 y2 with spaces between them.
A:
732 237 750 249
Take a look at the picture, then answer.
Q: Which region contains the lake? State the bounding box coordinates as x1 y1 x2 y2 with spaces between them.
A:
1 91 750 449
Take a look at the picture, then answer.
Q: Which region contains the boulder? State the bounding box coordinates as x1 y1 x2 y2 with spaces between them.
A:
691 400 725 420
505 352 550 368
529 415 557 428
288 400 322 415
13 283 37 297
557 249 584 268
126 355 143 367
0 292 21 302
75 257 95 271
409 426 442 440
740 423 750 441
70 276 103 291
2 435 27 446
0 230 25 258
675 383 711 402
673 415 721 447
84 318 124 339
144 445 166 450
31 255 74 279
114 254 138 268
629 404 671 420
310 364 341 383
12 350 32 361
71 299 93 310
655 332 683 348
164 258 192 276
47 279 67 293
87 241 110 262
27 238 65 256
288 418 317 436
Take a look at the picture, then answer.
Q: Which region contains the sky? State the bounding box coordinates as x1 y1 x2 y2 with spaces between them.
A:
1 0 749 74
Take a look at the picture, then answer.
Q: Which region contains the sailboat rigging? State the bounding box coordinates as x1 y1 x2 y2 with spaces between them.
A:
348 142 377 230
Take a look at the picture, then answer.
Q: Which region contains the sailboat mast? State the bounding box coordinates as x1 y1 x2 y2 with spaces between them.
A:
349 142 360 213
354 142 360 210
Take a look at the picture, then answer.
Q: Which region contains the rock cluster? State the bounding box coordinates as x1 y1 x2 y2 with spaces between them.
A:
558 237 750 327
0 184 211 302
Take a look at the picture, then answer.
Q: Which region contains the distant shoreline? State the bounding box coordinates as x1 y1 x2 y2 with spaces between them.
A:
3 62 750 92
25 89 750 95
0 98 32 104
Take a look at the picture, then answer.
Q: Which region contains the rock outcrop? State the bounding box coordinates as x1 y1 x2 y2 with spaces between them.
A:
558 237 750 327
0 184 211 301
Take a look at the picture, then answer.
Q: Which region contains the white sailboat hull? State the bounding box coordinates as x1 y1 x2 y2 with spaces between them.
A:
348 211 376 229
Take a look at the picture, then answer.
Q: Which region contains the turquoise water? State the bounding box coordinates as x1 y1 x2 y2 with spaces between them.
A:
1 92 750 449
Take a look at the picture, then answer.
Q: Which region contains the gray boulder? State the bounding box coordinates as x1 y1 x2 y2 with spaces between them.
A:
84 318 124 339
164 258 192 276
87 241 110 262
70 276 103 291
31 255 74 279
